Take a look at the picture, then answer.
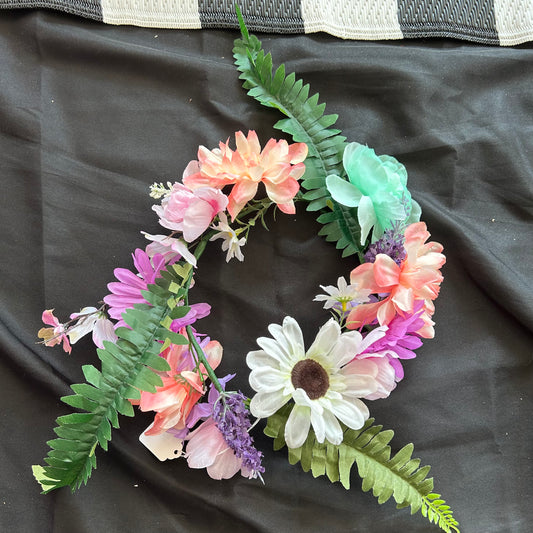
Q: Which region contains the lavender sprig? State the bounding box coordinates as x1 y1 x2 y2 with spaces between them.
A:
213 392 265 476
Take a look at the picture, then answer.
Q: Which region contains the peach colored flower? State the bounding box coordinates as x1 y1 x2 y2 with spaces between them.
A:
183 130 308 220
137 338 223 436
347 222 445 338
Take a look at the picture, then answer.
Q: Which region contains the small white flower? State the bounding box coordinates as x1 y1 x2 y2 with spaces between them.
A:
210 213 246 262
142 232 197 266
68 307 117 349
246 316 387 449
314 276 371 311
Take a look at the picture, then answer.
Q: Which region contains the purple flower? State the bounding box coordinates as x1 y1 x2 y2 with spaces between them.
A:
213 392 264 476
364 225 406 266
103 248 166 327
361 301 425 380
170 302 211 331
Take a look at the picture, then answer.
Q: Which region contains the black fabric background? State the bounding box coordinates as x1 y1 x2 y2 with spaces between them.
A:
1 9 532 533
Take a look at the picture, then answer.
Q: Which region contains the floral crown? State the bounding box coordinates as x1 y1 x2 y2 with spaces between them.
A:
33 11 458 533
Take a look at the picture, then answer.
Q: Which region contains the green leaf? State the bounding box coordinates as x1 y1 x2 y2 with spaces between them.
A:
264 405 459 532
233 23 365 260
32 266 193 493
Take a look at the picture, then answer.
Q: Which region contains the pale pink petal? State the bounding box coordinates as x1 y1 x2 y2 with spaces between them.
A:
41 309 60 327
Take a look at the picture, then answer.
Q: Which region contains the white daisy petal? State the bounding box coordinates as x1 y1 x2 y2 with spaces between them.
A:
326 334 363 367
246 349 279 370
322 409 343 445
256 336 293 367
285 405 311 449
310 407 326 443
306 318 340 359
292 388 323 415
249 391 291 418
330 398 369 430
249 366 287 393
281 316 306 356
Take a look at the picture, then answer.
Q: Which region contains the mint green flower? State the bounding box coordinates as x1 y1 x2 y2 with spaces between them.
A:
326 143 420 245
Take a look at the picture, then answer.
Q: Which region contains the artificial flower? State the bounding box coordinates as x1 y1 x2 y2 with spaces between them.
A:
153 182 228 242
67 307 117 349
138 336 223 436
209 212 246 262
313 275 371 313
212 391 264 476
247 316 387 449
38 309 71 354
142 232 197 266
360 301 425 380
326 143 421 245
347 221 445 338
183 130 308 219
169 302 211 331
364 224 407 266
103 248 167 328
186 418 257 480
347 356 397 400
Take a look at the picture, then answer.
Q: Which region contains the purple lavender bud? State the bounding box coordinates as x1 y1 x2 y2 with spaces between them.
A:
364 226 407 266
213 392 264 475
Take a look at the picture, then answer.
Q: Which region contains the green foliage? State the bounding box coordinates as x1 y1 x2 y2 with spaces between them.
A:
33 263 191 493
233 8 365 259
265 404 459 532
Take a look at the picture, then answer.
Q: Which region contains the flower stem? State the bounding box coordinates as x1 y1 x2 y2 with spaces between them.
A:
182 234 224 393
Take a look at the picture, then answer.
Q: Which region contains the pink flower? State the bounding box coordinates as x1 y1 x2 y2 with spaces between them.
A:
153 183 228 242
137 338 223 436
183 130 308 219
38 309 71 354
103 248 166 327
347 222 445 338
185 418 254 480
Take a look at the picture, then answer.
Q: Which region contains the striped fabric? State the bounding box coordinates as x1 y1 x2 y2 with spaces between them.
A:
1 0 532 45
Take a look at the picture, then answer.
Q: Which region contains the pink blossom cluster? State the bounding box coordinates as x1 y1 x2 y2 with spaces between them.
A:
315 221 445 400
146 130 307 264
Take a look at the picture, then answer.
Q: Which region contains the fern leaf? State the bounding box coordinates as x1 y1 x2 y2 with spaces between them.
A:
31 266 194 493
265 404 459 532
233 10 365 259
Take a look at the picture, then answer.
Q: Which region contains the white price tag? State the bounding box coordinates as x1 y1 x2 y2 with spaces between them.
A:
139 424 184 461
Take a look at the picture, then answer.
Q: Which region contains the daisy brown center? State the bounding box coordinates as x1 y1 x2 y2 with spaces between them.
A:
291 359 329 400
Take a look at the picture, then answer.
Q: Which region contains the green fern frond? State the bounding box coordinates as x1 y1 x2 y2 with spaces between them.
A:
233 8 365 259
33 264 191 493
265 404 459 532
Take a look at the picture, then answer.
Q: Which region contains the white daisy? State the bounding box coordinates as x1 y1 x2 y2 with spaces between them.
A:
313 276 371 312
246 316 387 449
210 213 246 262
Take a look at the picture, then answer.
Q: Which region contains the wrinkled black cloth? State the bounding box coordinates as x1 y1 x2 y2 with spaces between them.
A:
1 9 532 533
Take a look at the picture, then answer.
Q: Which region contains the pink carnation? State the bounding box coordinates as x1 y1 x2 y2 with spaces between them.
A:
183 130 308 220
153 183 228 242
347 222 445 338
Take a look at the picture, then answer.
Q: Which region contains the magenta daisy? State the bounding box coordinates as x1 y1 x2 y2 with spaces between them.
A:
103 248 166 327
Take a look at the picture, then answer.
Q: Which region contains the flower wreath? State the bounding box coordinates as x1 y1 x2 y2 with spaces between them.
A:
33 11 459 533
